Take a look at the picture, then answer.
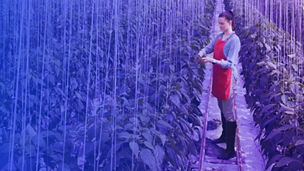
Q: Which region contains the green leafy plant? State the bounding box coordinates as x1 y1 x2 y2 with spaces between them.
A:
224 0 304 170
0 0 216 170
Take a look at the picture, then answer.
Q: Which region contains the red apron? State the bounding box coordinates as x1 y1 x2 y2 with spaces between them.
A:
211 39 232 100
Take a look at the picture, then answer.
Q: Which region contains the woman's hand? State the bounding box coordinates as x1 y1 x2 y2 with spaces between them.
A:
197 56 215 64
197 49 219 64
197 49 205 57
201 57 219 64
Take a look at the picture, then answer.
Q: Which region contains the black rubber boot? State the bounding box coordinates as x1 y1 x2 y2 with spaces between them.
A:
217 121 237 160
213 111 226 143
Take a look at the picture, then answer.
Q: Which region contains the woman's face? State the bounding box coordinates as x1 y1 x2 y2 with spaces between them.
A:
218 17 232 32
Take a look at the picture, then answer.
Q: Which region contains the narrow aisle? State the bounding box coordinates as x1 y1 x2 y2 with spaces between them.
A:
198 0 265 170
232 59 266 171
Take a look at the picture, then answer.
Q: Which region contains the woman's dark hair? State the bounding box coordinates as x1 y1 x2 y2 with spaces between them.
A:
219 10 236 31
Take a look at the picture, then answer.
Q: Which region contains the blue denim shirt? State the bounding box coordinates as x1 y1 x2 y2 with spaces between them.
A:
202 32 241 85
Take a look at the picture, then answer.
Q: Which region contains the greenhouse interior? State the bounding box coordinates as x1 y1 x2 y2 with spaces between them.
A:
1 0 304 170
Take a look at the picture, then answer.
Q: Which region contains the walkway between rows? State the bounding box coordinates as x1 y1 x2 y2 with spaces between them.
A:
197 0 266 170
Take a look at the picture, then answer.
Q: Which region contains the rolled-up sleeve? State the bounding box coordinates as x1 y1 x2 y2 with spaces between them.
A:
219 37 241 69
202 33 222 55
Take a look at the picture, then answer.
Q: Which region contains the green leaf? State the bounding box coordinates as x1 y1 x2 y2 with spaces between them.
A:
289 82 300 95
139 115 150 123
279 103 295 115
129 141 139 158
31 134 46 148
288 53 296 58
291 64 298 71
265 125 293 141
118 132 131 139
157 120 173 129
275 157 295 167
154 145 165 165
281 94 288 104
140 148 157 171
158 134 166 146
169 94 180 106
142 131 153 143
267 61 276 69
26 124 36 138
144 141 154 150
295 139 304 146
260 104 276 114
129 117 139 124
264 43 271 52
266 154 283 169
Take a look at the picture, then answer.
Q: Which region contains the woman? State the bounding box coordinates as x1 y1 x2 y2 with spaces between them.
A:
197 10 241 160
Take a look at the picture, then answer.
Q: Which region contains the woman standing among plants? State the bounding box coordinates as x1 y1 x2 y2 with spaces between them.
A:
197 10 241 160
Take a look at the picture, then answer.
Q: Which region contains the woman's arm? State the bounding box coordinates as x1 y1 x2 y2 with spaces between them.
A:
200 33 223 55
219 37 241 69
